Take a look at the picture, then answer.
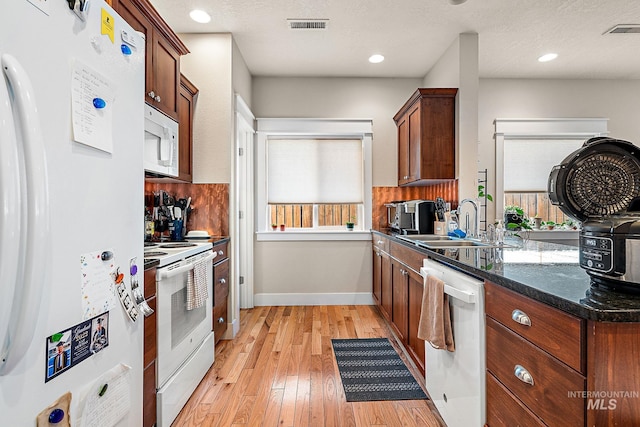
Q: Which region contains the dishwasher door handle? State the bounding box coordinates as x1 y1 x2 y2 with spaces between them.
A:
421 266 477 304
443 284 476 304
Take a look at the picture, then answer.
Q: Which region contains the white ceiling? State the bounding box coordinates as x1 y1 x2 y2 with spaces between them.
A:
148 0 640 79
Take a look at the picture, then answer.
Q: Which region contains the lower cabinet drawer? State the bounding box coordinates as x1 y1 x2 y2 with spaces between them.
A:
213 300 228 343
486 317 585 427
143 360 156 427
213 258 229 305
143 297 156 368
486 372 545 427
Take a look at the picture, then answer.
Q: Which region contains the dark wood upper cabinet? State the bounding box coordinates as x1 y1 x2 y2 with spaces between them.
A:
393 88 457 186
177 74 198 182
112 0 189 121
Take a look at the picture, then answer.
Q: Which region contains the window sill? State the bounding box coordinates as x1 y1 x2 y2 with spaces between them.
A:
256 230 372 242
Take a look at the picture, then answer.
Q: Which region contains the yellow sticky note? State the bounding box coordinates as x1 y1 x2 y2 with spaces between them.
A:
101 9 114 43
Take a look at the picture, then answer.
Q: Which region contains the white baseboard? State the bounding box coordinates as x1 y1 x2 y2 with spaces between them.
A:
253 292 375 306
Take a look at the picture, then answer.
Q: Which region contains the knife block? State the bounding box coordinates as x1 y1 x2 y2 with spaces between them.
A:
434 221 448 235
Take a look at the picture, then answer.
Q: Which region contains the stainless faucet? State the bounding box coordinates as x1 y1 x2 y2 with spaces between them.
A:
457 198 479 238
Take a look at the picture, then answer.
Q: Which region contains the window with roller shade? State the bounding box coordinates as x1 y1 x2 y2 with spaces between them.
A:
267 138 364 229
255 118 373 238
503 139 584 191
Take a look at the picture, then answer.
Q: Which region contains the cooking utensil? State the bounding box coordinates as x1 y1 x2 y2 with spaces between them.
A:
435 197 447 221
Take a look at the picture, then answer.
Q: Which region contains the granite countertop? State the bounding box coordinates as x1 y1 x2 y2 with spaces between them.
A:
373 229 640 322
144 258 160 270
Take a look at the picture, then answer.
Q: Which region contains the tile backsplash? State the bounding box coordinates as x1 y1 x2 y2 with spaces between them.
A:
145 182 229 237
372 181 459 229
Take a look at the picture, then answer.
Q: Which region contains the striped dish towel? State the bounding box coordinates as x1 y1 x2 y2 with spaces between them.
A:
187 259 208 310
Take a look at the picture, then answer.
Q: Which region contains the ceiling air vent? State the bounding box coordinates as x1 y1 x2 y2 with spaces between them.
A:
287 19 329 30
604 24 640 34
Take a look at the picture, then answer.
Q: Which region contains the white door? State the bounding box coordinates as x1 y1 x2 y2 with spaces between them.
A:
234 95 255 312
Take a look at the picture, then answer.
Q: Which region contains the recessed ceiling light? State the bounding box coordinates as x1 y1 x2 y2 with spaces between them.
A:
538 53 558 62
369 54 385 64
189 10 211 24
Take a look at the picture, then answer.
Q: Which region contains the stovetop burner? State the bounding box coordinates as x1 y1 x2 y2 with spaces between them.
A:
159 243 197 248
144 251 169 257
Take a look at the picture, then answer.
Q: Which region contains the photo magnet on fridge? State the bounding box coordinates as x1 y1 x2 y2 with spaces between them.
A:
45 312 110 382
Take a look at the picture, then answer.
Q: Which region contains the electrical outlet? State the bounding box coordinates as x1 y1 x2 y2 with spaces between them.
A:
27 0 50 15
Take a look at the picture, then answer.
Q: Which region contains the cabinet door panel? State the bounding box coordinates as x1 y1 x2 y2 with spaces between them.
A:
407 270 425 375
380 252 392 321
372 249 382 305
177 75 197 182
152 35 180 121
407 104 421 182
397 116 409 184
391 259 408 342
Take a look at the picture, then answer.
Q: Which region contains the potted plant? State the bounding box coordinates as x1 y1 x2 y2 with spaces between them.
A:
271 223 277 231
279 224 285 231
504 205 526 230
346 217 355 231
543 221 556 230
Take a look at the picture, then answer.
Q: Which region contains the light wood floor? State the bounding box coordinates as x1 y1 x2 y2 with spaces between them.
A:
172 305 445 427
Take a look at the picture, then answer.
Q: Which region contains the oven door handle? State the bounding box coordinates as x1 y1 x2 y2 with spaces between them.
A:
157 252 216 280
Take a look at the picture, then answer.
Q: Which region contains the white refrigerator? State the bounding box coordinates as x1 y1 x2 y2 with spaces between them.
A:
0 0 145 425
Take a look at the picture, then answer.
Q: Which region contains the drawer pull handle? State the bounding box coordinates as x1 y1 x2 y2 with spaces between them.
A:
511 309 531 327
514 365 534 386
219 278 226 284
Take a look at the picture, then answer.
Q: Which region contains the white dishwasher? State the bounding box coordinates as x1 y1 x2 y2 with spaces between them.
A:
420 258 485 427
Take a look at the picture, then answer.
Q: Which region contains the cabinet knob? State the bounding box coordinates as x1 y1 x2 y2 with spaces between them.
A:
218 250 224 256
403 175 409 180
218 317 225 324
514 364 535 386
147 90 155 99
511 309 532 327
154 95 161 102
219 278 226 284
377 240 383 245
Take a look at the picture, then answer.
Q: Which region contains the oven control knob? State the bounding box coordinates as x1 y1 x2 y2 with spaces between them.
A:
587 260 593 267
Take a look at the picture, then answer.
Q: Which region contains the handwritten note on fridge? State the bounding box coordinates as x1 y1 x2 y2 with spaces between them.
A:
80 250 116 320
78 364 132 427
71 59 115 153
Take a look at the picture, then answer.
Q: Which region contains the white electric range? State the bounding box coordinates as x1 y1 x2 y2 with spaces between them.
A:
143 239 215 427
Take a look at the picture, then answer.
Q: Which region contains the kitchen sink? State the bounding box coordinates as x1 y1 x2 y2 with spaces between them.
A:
396 234 457 242
419 240 516 249
397 234 515 249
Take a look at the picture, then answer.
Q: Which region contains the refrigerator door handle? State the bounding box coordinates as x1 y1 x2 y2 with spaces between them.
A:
0 54 50 374
0 56 22 362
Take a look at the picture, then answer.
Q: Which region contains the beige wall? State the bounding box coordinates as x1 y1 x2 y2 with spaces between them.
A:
251 76 420 303
252 76 421 187
232 38 252 108
479 78 640 223
179 33 235 184
423 33 479 205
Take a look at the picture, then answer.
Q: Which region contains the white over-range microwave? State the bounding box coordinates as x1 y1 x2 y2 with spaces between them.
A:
144 103 179 178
